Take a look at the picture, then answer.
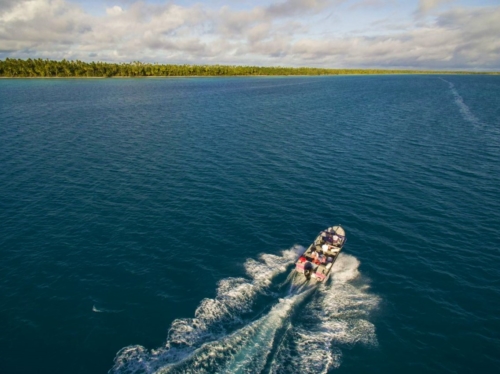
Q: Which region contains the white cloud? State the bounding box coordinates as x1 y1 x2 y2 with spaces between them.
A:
266 0 332 17
0 0 498 70
106 5 122 16
0 0 56 22
416 0 454 15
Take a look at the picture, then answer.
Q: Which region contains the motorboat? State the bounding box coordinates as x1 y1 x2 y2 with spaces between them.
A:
295 225 346 282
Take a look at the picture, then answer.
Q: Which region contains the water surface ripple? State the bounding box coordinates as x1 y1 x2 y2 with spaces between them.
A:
0 75 499 373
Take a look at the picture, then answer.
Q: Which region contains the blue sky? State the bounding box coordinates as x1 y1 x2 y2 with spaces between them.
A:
1 0 499 69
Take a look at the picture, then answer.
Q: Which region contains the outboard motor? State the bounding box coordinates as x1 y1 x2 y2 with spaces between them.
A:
304 261 313 280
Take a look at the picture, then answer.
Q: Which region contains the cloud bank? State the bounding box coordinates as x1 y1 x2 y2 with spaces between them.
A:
0 0 499 70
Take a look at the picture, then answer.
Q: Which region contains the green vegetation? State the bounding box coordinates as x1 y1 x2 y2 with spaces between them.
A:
0 58 497 77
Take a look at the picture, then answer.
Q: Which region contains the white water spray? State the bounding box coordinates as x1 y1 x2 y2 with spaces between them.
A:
269 254 380 374
110 251 380 374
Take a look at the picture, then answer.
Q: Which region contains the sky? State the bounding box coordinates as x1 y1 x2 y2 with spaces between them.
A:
0 0 499 70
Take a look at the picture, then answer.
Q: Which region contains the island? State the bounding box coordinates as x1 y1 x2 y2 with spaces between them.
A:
1 58 498 78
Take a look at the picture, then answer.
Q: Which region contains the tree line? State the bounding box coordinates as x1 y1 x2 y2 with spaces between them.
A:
0 58 495 77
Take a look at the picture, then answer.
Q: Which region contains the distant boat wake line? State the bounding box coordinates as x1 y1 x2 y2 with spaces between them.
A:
110 248 380 374
93 305 124 314
439 78 482 129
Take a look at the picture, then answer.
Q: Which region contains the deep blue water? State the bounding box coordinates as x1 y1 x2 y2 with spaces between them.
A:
1 75 499 374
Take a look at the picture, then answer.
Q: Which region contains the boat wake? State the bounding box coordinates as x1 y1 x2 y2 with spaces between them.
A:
110 248 379 374
440 78 482 129
93 305 124 314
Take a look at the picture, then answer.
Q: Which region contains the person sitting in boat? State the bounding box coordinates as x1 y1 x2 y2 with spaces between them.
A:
322 234 333 244
311 250 321 264
332 235 340 245
318 252 326 264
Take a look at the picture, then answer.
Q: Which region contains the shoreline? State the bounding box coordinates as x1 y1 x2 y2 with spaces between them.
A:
1 72 499 79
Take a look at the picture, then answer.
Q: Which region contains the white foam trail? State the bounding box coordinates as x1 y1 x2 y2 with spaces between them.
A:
245 246 303 288
111 251 379 374
167 246 303 348
272 327 343 373
270 253 380 374
330 252 361 282
440 78 482 129
92 305 124 313
287 269 310 293
157 292 311 374
110 246 303 374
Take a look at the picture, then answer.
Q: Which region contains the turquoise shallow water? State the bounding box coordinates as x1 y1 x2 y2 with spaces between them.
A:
1 75 499 373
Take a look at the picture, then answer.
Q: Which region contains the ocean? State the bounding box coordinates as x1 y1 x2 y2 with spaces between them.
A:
0 75 499 373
